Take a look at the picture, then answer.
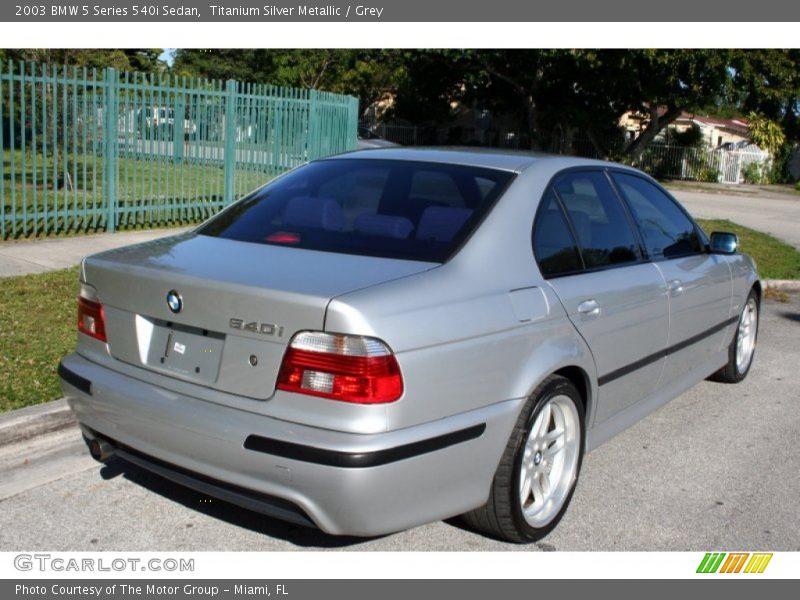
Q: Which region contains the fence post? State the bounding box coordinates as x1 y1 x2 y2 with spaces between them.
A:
223 79 237 205
348 96 359 150
103 67 118 233
0 61 5 240
174 92 185 163
307 89 319 161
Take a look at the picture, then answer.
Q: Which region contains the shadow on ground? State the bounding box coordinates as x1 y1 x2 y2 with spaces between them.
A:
779 311 800 323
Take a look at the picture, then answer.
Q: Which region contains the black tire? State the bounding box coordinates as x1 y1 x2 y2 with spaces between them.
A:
462 374 585 543
709 289 760 384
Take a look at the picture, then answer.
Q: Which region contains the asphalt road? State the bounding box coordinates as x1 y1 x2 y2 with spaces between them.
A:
672 188 800 250
1 294 798 552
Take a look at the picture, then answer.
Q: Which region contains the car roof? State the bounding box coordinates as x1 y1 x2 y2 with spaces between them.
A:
325 146 619 174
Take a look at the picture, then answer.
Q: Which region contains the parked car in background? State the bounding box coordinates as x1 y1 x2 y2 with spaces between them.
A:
60 148 760 542
136 106 197 138
356 125 399 149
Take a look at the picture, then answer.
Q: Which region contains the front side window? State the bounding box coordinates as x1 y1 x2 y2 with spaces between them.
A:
611 172 704 260
552 171 640 269
198 159 514 263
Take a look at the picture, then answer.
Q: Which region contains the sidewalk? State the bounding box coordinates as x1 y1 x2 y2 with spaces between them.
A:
0 228 190 278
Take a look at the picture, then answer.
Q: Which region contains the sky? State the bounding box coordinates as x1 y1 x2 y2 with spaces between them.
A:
159 48 176 66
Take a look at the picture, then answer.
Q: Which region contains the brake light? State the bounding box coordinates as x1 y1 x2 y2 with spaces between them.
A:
265 231 301 244
277 332 403 404
77 284 107 342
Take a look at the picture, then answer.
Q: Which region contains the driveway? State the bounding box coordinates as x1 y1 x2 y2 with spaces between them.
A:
671 188 800 250
1 295 798 552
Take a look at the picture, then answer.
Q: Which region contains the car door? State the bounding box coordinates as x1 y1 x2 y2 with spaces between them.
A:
610 172 734 385
533 170 669 424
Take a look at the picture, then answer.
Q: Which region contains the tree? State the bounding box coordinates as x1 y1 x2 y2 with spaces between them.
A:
731 50 799 120
387 50 470 124
0 49 165 73
389 50 740 159
602 50 734 160
747 112 786 155
173 49 408 118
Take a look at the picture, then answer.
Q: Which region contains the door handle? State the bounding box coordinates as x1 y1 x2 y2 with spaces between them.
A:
667 279 684 297
577 299 601 319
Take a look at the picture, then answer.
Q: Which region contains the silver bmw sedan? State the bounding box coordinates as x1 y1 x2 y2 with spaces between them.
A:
59 148 760 542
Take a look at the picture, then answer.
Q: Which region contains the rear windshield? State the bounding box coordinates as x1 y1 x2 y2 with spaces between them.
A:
198 158 515 262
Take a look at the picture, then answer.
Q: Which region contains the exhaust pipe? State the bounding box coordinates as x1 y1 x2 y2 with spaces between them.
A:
88 436 115 462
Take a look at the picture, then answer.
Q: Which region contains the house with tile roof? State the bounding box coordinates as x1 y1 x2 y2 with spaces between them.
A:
620 108 754 150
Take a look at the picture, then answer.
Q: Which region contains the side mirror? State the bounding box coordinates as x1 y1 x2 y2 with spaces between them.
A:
709 231 739 255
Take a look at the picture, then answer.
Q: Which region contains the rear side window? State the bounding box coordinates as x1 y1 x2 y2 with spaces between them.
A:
533 190 583 277
553 171 640 269
199 159 514 262
611 173 704 260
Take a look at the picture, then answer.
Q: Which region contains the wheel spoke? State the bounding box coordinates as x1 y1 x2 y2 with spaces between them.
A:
539 471 551 499
544 435 565 457
544 427 564 443
520 472 532 503
535 403 552 439
530 471 544 503
523 438 535 459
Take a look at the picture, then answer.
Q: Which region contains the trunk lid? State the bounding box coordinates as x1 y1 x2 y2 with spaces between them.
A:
82 232 434 399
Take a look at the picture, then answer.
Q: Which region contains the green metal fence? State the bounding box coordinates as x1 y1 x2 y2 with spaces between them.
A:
0 61 359 239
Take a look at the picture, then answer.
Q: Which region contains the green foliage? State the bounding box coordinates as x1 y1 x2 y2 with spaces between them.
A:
747 112 786 156
666 124 704 148
174 50 407 118
0 49 165 72
731 50 800 122
741 161 766 185
698 168 720 183
172 49 800 159
768 143 795 184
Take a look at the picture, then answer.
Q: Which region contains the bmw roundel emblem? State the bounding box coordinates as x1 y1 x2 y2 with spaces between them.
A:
166 290 183 314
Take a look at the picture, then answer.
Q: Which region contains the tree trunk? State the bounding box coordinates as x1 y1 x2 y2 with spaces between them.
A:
624 104 683 162
524 95 540 150
480 62 542 150
586 129 609 160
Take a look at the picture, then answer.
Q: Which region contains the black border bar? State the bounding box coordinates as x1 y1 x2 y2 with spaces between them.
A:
598 316 738 387
244 424 486 468
58 362 92 395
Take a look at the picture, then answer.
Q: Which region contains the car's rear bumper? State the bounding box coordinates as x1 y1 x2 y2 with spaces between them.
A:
59 353 522 536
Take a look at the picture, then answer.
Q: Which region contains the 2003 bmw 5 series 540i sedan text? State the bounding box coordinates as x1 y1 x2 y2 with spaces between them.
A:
59 148 760 542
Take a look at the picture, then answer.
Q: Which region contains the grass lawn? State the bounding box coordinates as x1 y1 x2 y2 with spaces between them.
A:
0 267 78 412
696 219 800 280
1 219 798 413
2 149 273 239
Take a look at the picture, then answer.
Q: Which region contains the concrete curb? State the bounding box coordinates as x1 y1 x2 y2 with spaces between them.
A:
764 279 800 292
0 398 76 447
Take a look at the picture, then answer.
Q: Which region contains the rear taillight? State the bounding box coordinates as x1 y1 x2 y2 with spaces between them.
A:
277 332 403 404
77 283 107 343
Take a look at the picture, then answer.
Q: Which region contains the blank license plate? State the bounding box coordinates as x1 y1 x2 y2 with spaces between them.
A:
145 321 225 384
